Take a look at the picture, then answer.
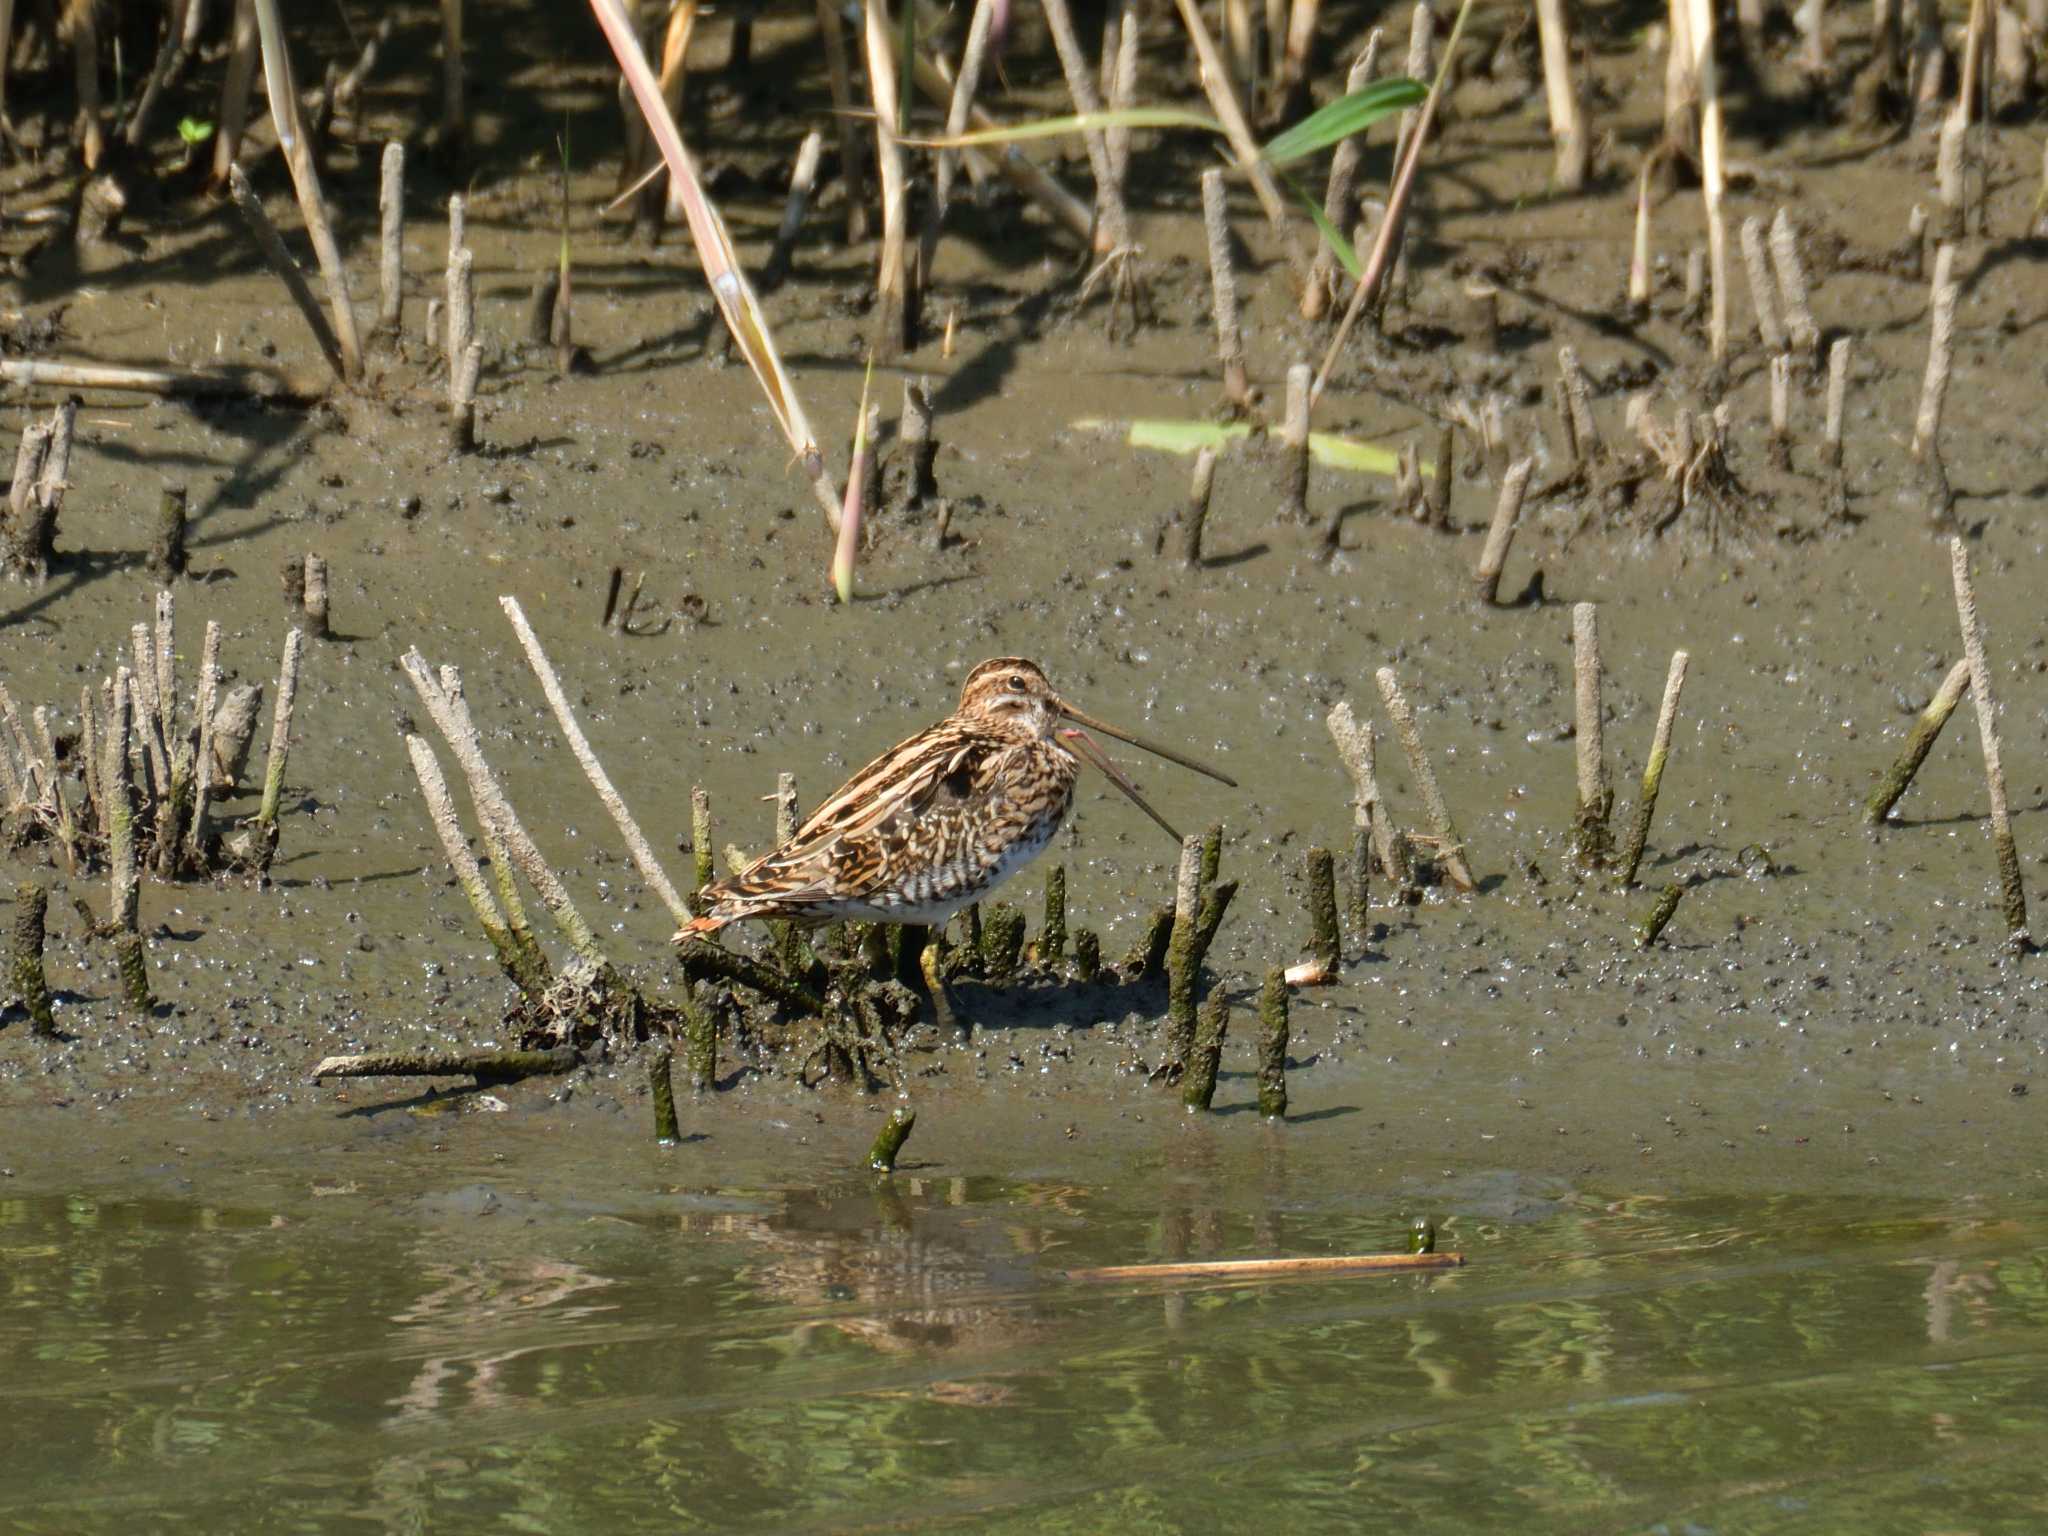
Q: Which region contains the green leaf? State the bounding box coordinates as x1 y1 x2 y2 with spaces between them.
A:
1286 171 1358 278
176 116 215 146
1080 417 1417 478
908 107 1222 152
1259 77 1426 168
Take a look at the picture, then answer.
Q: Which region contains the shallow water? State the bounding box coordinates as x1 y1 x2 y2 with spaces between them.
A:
7 1132 2048 1535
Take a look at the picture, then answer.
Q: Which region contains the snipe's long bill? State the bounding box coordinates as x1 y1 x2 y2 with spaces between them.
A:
678 658 1234 938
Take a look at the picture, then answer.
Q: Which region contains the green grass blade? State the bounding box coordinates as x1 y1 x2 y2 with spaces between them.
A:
1081 417 1414 478
1260 77 1427 168
910 106 1222 151
1287 171 1358 278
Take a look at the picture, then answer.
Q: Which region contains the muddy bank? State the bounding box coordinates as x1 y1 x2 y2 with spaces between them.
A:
3 2 2046 1200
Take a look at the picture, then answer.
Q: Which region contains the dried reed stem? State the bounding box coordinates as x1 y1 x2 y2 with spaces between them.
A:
1824 336 1851 468
500 596 691 927
1375 666 1475 892
1571 602 1610 851
1691 0 1729 363
186 620 222 866
1303 40 1381 321
378 142 406 336
251 0 363 382
104 673 151 1011
1042 0 1132 258
1768 209 1820 360
1950 538 2028 948
816 0 869 243
1740 216 1786 355
405 733 529 981
1201 170 1252 408
1534 0 1590 188
213 0 260 184
1326 700 1409 894
1617 650 1690 886
1628 162 1654 313
1768 354 1793 468
923 0 997 270
228 167 347 382
1474 456 1536 605
1171 0 1300 258
1302 845 1340 979
249 626 304 874
302 553 330 639
860 0 914 357
761 130 824 291
450 340 483 455
1558 347 1601 462
1183 446 1218 568
1279 362 1311 523
1911 242 1958 463
1865 657 1969 825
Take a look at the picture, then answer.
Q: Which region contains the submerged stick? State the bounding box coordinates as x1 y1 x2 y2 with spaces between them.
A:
1950 538 2029 948
868 1103 916 1171
1375 667 1475 892
1062 1251 1463 1282
13 880 59 1038
1618 650 1691 886
1256 967 1288 1117
1864 658 1970 825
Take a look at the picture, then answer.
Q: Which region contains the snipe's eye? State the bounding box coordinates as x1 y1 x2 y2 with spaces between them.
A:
1007 675 1026 692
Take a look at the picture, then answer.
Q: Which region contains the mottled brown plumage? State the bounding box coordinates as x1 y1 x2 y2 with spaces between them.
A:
678 658 1234 937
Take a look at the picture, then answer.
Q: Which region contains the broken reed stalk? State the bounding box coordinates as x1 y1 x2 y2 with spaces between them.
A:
650 1045 681 1143
1255 967 1288 1117
0 359 303 400
1557 347 1602 462
1312 0 1475 405
1768 354 1794 470
378 141 405 336
149 485 189 580
1200 170 1252 409
1041 0 1133 264
1474 456 1536 605
1864 657 1970 825
1618 650 1691 886
1303 39 1381 320
105 674 152 1012
814 0 869 244
1533 0 1590 189
1950 538 2029 949
1326 700 1409 897
921 0 997 274
1627 162 1654 316
1571 602 1611 863
499 596 691 927
311 1046 577 1082
1301 845 1339 980
1374 666 1476 892
1912 243 1958 465
13 880 59 1038
1181 991 1230 1111
249 626 305 874
9 398 73 584
404 733 536 987
1165 832 1205 1065
450 342 483 455
1690 0 1730 365
402 651 609 970
1279 362 1311 524
760 130 824 291
859 0 914 357
1170 0 1300 258
302 553 331 639
1768 209 1820 361
1823 337 1851 470
868 1102 916 1171
1740 216 1787 355
1636 882 1686 948
691 786 714 891
227 165 346 382
1183 446 1218 568
250 0 364 383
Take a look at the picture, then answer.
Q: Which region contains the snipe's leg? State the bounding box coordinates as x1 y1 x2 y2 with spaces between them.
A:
918 935 968 1043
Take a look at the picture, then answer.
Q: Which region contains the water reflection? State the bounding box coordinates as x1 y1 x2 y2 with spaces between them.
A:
2 1176 2047 1533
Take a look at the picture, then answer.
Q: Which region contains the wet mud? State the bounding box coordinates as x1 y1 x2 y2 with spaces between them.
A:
2 2 2046 1202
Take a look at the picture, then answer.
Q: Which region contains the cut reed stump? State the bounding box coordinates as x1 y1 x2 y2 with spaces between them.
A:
650 1045 681 1143
13 880 60 1038
1950 539 2029 949
1181 991 1231 1111
1617 650 1691 887
868 1102 916 1171
1864 658 1970 825
1256 966 1288 1118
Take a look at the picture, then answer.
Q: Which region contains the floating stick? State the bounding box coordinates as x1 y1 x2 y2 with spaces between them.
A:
1256 967 1288 1117
1474 456 1536 606
867 1103 916 1171
1618 650 1691 886
1865 658 1969 825
1374 667 1475 892
1571 603 1610 862
1062 1251 1462 1282
1950 538 2029 949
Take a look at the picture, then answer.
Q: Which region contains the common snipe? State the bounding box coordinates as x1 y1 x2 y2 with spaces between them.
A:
679 658 1235 936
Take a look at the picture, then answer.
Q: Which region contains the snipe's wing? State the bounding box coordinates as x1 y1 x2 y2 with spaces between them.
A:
716 725 1010 911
